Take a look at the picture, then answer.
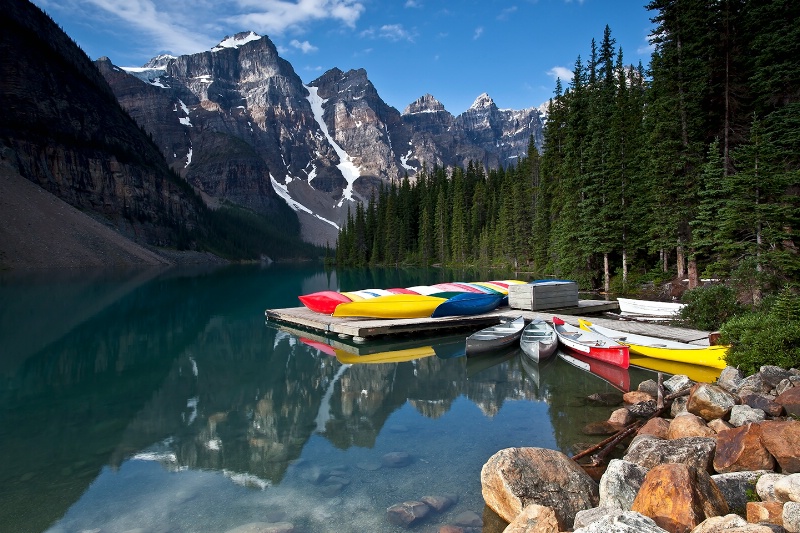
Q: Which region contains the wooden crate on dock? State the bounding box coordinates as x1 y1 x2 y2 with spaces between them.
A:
508 281 579 311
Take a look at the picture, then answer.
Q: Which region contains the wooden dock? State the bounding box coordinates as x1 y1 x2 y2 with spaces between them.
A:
265 299 619 342
265 298 714 346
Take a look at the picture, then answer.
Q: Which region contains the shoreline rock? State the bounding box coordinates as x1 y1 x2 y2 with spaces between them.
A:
480 364 800 532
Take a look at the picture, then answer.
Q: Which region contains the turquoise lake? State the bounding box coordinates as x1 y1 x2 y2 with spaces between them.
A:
0 264 657 533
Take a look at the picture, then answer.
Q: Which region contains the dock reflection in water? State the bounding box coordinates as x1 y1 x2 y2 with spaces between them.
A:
2 265 665 533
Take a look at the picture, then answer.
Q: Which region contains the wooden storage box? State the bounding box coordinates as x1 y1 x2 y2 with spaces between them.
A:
508 281 579 310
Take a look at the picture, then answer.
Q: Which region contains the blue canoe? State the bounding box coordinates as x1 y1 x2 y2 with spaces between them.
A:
431 292 503 318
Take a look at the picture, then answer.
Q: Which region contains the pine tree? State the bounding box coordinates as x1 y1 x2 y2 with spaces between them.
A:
691 138 727 275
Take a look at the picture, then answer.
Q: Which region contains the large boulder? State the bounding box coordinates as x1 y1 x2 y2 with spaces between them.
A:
480 447 598 530
760 420 800 473
756 473 786 502
713 423 775 473
599 459 649 511
631 463 729 533
668 413 716 439
687 384 738 422
623 435 716 472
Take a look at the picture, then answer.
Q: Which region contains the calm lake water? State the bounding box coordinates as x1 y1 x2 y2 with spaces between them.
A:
0 264 659 533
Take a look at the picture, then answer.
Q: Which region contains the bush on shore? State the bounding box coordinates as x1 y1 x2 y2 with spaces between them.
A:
719 287 800 375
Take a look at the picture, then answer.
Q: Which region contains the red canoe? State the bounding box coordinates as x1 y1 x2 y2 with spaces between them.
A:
298 290 352 314
552 316 630 369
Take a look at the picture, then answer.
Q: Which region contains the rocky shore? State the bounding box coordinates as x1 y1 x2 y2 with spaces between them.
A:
479 364 800 533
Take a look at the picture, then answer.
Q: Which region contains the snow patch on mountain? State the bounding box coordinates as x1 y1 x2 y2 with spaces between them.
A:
305 85 361 205
400 149 417 172
121 66 167 85
212 31 261 52
270 175 339 229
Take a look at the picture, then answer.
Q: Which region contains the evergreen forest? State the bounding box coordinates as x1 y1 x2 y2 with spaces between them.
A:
334 1 799 296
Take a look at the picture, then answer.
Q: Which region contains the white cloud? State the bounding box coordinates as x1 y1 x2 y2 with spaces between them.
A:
84 0 211 55
637 42 656 56
61 0 364 59
404 0 421 7
227 0 365 35
547 66 574 82
362 24 415 42
497 6 517 20
290 39 318 53
473 26 483 40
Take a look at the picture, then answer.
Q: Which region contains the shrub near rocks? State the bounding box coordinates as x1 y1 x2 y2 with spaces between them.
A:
479 364 800 533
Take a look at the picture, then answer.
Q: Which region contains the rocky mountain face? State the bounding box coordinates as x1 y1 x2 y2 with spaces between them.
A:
0 0 205 248
101 33 544 246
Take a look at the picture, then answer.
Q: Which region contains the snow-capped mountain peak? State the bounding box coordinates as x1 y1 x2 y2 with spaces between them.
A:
211 31 262 52
470 93 495 110
143 54 177 69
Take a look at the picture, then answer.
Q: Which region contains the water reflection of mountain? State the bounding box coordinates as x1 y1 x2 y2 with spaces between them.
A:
0 264 314 533
0 266 257 533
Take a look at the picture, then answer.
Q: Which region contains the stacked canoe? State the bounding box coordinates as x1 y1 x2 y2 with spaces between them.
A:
297 280 525 319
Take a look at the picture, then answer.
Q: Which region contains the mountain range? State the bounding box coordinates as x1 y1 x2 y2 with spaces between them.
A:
1 0 544 265
98 31 545 246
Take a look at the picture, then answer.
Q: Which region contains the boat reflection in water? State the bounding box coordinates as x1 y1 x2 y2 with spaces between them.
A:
629 354 722 383
558 350 631 392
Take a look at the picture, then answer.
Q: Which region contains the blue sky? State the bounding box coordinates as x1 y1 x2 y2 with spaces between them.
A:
33 0 655 113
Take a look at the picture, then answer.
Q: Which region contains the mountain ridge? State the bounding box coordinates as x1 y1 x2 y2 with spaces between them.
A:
103 31 544 245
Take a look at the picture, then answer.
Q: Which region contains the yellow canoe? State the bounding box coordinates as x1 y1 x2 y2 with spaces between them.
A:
332 294 447 319
335 346 436 364
629 355 722 383
579 319 728 369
